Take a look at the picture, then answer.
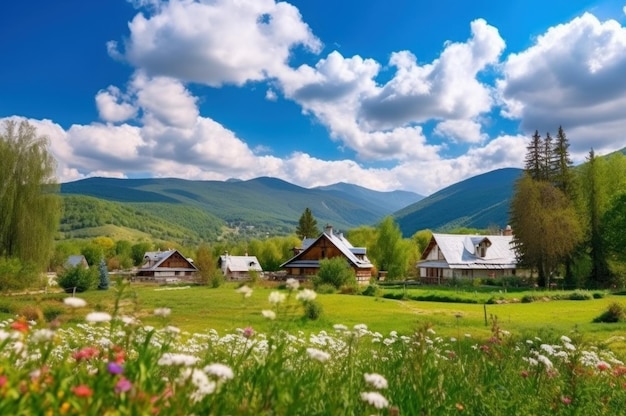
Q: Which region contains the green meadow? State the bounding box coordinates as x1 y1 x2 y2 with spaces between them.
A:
4 283 626 354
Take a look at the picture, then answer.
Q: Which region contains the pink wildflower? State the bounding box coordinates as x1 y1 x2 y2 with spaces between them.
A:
243 326 255 339
115 378 132 394
73 346 99 361
72 384 93 398
561 396 572 405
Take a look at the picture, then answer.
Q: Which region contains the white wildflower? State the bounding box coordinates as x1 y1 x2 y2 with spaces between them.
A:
85 312 112 323
537 354 553 368
268 291 286 305
236 285 253 298
204 363 234 380
333 324 348 332
306 347 330 362
286 278 300 291
354 323 368 331
427 328 436 335
296 289 317 302
163 325 181 334
261 310 276 320
564 342 576 351
157 353 199 367
464 333 472 338
360 391 389 409
450 337 457 343
63 297 87 308
560 335 572 344
31 329 55 343
540 344 555 355
154 307 171 317
364 373 388 389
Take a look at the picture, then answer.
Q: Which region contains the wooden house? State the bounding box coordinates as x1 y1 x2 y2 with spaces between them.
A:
218 254 263 280
281 225 373 284
417 228 519 284
135 249 198 283
65 255 89 269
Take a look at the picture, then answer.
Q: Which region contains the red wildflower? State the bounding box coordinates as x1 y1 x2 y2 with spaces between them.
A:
520 370 529 378
73 347 99 361
243 326 255 339
10 318 29 333
72 384 93 398
597 362 610 372
479 345 490 352
561 396 572 405
0 375 7 388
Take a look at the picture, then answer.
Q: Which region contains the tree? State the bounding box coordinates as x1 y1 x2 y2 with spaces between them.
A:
369 217 409 280
603 191 626 266
581 149 612 287
195 244 218 286
97 258 110 290
552 126 574 194
131 242 153 266
525 130 543 180
295 208 320 239
542 132 555 181
0 120 60 270
510 175 583 287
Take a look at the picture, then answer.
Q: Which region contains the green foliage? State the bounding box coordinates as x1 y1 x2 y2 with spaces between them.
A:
0 257 40 291
195 244 217 285
568 291 593 301
510 174 583 287
361 284 382 297
303 300 322 320
313 257 356 290
0 120 60 270
295 207 320 239
603 191 626 262
131 242 153 266
593 302 625 323
315 283 337 294
57 266 96 293
369 216 409 280
42 305 64 322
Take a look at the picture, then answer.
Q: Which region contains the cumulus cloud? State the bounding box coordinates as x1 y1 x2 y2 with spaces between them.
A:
111 0 321 86
434 119 487 143
95 86 137 123
497 13 626 158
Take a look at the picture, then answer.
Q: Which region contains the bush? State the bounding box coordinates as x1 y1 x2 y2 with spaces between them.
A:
43 305 64 322
303 301 322 320
361 284 382 297
57 266 96 293
592 292 605 299
19 305 42 321
593 302 625 323
568 291 592 301
315 284 337 294
0 257 40 292
210 273 225 288
521 295 536 303
313 257 356 290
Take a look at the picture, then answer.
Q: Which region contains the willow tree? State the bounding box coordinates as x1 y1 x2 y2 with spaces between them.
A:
509 175 582 287
0 120 60 270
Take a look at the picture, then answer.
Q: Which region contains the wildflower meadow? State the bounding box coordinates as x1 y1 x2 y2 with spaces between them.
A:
1 280 626 415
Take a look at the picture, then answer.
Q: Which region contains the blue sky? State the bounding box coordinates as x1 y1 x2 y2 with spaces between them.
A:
1 0 626 195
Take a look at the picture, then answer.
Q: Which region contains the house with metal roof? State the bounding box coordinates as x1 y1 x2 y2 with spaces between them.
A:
65 255 89 269
218 254 263 281
136 249 198 283
417 230 518 284
280 225 373 284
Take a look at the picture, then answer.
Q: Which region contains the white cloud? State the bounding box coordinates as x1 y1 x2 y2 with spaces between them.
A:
434 119 487 143
497 13 626 156
95 86 137 123
113 0 321 86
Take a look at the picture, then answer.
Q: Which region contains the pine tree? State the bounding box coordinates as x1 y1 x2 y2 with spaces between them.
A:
295 208 320 239
524 130 543 180
542 132 555 181
552 126 574 194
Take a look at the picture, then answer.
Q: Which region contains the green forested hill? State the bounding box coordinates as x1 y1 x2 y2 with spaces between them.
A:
394 168 523 237
60 176 423 242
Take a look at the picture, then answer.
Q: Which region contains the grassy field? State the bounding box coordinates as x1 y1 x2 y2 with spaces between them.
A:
3 282 626 354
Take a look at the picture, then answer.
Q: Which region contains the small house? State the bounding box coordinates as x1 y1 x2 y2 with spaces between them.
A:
417 228 518 284
65 255 89 269
135 249 198 283
218 254 263 281
281 225 373 284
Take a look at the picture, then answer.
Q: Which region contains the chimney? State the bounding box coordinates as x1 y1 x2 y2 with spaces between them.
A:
325 224 333 235
503 225 513 236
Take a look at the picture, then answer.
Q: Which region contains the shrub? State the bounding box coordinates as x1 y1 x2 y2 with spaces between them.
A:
210 273 225 288
0 257 40 292
313 257 356 290
303 300 322 320
43 305 64 322
521 295 536 303
315 284 337 294
57 266 96 293
568 291 592 301
19 305 42 321
593 302 625 323
592 292 605 299
361 284 382 297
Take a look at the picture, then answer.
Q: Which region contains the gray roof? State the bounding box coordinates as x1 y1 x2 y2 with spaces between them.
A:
66 255 88 268
140 250 198 272
420 233 517 270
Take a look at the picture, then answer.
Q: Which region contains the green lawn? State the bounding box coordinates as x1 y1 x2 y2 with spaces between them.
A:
2 282 626 354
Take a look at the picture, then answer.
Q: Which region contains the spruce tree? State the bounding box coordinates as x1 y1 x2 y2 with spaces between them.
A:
97 258 110 290
296 208 320 239
542 132 555 181
552 126 574 194
524 130 543 180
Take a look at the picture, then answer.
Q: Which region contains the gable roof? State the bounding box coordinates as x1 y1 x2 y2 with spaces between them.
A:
281 227 373 269
66 255 88 268
420 233 516 270
219 255 263 272
140 249 198 272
